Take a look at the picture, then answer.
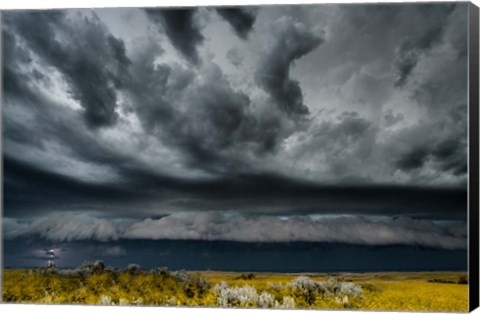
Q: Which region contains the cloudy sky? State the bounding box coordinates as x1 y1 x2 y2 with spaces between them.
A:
2 3 470 269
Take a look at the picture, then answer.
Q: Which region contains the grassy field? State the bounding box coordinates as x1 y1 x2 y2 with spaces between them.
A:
1 263 469 312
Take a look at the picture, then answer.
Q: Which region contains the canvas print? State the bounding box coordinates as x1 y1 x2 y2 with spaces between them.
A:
1 2 478 312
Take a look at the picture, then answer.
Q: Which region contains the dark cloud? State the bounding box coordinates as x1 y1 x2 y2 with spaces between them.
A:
2 29 33 99
432 138 467 175
335 111 371 137
125 42 287 172
126 49 233 168
5 10 131 128
3 36 284 217
390 3 468 178
396 146 430 171
4 214 120 242
281 110 377 183
126 46 175 131
226 48 243 68
2 155 138 216
256 16 323 115
394 129 467 176
1 3 469 260
4 4 467 190
2 69 135 173
145 8 204 64
4 212 466 250
124 214 467 250
384 109 404 127
394 3 456 87
216 7 257 39
169 65 288 163
393 86 467 177
128 13 274 171
3 150 467 220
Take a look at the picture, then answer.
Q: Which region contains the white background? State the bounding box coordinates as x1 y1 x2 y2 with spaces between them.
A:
0 0 479 314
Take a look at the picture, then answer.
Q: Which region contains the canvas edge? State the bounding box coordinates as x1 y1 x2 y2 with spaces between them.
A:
0 9 4 305
469 1 480 312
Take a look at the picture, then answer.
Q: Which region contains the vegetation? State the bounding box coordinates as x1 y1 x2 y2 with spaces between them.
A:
428 276 468 284
1 262 469 312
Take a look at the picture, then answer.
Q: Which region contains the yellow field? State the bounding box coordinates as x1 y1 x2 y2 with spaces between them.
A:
201 271 469 311
1 265 469 312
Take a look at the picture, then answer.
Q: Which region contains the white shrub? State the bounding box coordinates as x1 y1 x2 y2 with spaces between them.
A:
274 296 296 309
268 282 283 291
324 278 363 298
214 281 229 294
258 291 275 308
335 295 349 305
172 270 189 282
162 296 177 306
288 276 326 294
126 264 140 274
287 276 363 306
99 294 113 305
215 282 259 307
338 281 363 298
119 298 129 306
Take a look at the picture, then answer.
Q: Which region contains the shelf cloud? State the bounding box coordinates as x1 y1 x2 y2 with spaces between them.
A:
3 212 466 250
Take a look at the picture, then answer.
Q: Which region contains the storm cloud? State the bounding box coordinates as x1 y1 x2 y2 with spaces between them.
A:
216 7 257 39
256 16 323 115
145 8 204 64
1 3 469 261
394 3 457 87
3 212 467 250
4 10 131 128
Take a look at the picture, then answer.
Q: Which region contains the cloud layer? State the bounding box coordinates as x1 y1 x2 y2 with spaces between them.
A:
5 11 131 128
256 16 323 116
3 212 466 250
2 4 469 253
216 7 257 39
145 8 204 64
3 5 468 196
